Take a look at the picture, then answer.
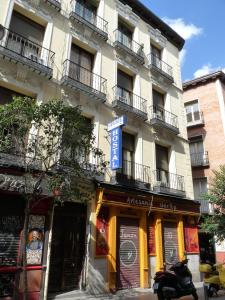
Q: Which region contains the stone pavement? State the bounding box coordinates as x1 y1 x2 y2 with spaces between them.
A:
49 283 225 300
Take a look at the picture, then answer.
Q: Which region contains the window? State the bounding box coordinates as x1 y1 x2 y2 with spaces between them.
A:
156 144 169 184
75 0 97 24
193 178 207 200
118 19 133 48
8 11 45 61
189 136 204 155
151 44 162 69
117 70 133 106
0 86 26 105
185 100 200 123
153 89 165 120
122 132 135 178
69 44 94 87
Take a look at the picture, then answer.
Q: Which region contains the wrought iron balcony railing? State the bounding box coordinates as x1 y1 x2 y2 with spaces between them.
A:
61 59 107 101
44 0 61 11
153 169 185 197
186 111 204 127
0 27 55 78
191 151 209 167
148 53 173 81
70 0 108 40
111 159 151 190
150 105 179 134
112 86 147 120
113 29 144 64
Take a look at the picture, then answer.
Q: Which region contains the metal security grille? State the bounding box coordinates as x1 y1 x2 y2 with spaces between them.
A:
163 222 179 267
116 217 140 289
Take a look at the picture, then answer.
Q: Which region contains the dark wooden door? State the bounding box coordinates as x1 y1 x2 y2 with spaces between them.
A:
48 203 86 292
163 222 179 268
116 217 140 289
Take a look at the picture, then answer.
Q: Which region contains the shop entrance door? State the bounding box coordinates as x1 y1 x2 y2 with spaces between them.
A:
163 222 179 268
116 217 140 289
48 203 86 292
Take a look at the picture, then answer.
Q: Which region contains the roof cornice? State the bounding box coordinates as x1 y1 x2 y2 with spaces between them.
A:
183 71 225 89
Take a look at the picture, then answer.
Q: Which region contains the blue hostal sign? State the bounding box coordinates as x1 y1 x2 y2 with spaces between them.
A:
110 127 122 170
108 115 127 170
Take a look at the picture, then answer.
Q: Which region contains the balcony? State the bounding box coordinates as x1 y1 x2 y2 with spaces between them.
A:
0 27 54 79
58 149 106 181
69 0 108 41
150 105 179 135
152 169 185 197
113 30 145 65
110 160 151 190
198 199 214 215
61 59 107 102
186 111 204 128
148 53 173 84
44 0 61 11
112 86 148 120
191 151 209 167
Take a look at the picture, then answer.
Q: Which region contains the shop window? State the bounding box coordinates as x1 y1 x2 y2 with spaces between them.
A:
185 100 200 123
96 206 109 255
148 218 156 255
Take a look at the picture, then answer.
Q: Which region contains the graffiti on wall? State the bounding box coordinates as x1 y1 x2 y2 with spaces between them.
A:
26 215 45 265
184 226 199 253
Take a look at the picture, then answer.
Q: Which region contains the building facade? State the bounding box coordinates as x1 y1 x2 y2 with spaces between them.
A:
0 0 200 299
183 71 225 264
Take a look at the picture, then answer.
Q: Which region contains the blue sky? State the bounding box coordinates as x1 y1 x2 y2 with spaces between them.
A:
140 0 225 81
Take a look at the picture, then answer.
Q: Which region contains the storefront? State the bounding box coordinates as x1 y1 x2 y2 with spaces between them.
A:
95 185 200 291
0 172 52 300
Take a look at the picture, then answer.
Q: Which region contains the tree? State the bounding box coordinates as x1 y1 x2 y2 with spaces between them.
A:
0 97 106 299
201 165 225 242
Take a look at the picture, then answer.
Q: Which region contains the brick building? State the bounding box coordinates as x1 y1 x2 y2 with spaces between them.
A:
183 70 225 263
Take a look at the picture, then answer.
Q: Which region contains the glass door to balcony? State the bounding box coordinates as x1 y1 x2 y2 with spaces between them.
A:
75 0 97 25
118 21 133 49
153 90 165 121
156 144 169 187
117 70 133 107
151 44 162 69
190 137 204 166
70 44 93 87
8 11 45 63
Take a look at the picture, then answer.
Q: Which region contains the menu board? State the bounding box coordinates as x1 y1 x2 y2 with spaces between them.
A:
0 215 23 265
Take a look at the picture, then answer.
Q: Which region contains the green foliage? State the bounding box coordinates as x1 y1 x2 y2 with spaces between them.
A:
201 165 225 242
0 97 106 202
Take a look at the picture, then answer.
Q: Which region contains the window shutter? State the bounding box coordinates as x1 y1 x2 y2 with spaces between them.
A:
117 70 133 92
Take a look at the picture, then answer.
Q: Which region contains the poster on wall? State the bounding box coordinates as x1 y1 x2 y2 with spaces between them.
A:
26 215 45 265
148 219 156 255
96 207 109 255
184 226 199 253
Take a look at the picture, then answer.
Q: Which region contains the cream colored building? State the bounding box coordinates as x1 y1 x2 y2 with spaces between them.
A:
0 0 200 299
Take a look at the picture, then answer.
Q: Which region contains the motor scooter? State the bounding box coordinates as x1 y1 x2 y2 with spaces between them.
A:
153 259 198 300
200 262 225 297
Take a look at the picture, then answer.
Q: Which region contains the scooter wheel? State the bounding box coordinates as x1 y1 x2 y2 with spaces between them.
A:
157 291 165 300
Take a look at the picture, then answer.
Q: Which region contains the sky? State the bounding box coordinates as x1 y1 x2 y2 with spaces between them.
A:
140 0 225 81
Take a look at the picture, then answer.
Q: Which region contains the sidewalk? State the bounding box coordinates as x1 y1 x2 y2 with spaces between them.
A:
49 283 225 300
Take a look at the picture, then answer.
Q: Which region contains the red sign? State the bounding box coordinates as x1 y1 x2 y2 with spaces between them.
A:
184 226 199 253
96 207 109 255
148 218 156 255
